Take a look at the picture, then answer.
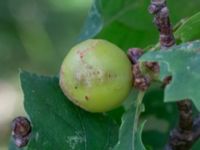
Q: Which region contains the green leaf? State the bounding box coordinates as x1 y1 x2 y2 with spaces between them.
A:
143 85 177 126
142 84 178 150
192 139 200 150
142 130 167 150
79 0 156 49
113 92 146 150
140 83 178 149
135 122 146 150
106 107 125 125
78 0 103 42
10 71 119 150
79 0 200 49
139 40 200 111
175 11 200 42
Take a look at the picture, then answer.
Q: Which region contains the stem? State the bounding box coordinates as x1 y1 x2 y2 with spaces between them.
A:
177 100 193 131
148 0 195 150
150 42 160 51
134 91 145 131
149 0 175 49
133 91 145 147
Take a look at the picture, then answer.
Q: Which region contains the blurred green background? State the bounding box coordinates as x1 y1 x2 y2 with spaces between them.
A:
0 0 92 149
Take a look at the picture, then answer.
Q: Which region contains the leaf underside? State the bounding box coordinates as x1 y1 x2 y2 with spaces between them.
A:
140 40 200 111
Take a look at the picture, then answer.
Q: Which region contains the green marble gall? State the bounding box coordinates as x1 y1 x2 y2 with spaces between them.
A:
60 39 132 112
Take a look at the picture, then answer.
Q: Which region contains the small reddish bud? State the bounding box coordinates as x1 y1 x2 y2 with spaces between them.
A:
133 64 151 91
127 48 143 64
11 116 31 148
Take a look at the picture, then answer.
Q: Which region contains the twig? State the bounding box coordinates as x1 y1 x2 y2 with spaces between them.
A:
148 0 175 49
165 100 193 150
148 0 196 150
128 48 151 91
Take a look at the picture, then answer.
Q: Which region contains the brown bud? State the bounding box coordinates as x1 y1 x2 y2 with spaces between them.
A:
162 76 172 88
11 116 31 148
145 62 160 73
14 136 30 148
127 48 143 64
148 4 159 14
133 64 151 91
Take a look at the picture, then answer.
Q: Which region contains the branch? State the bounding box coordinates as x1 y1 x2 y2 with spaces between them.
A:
148 0 197 149
148 0 175 49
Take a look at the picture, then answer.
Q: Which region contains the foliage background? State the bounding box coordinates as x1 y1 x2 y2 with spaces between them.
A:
1 0 200 149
